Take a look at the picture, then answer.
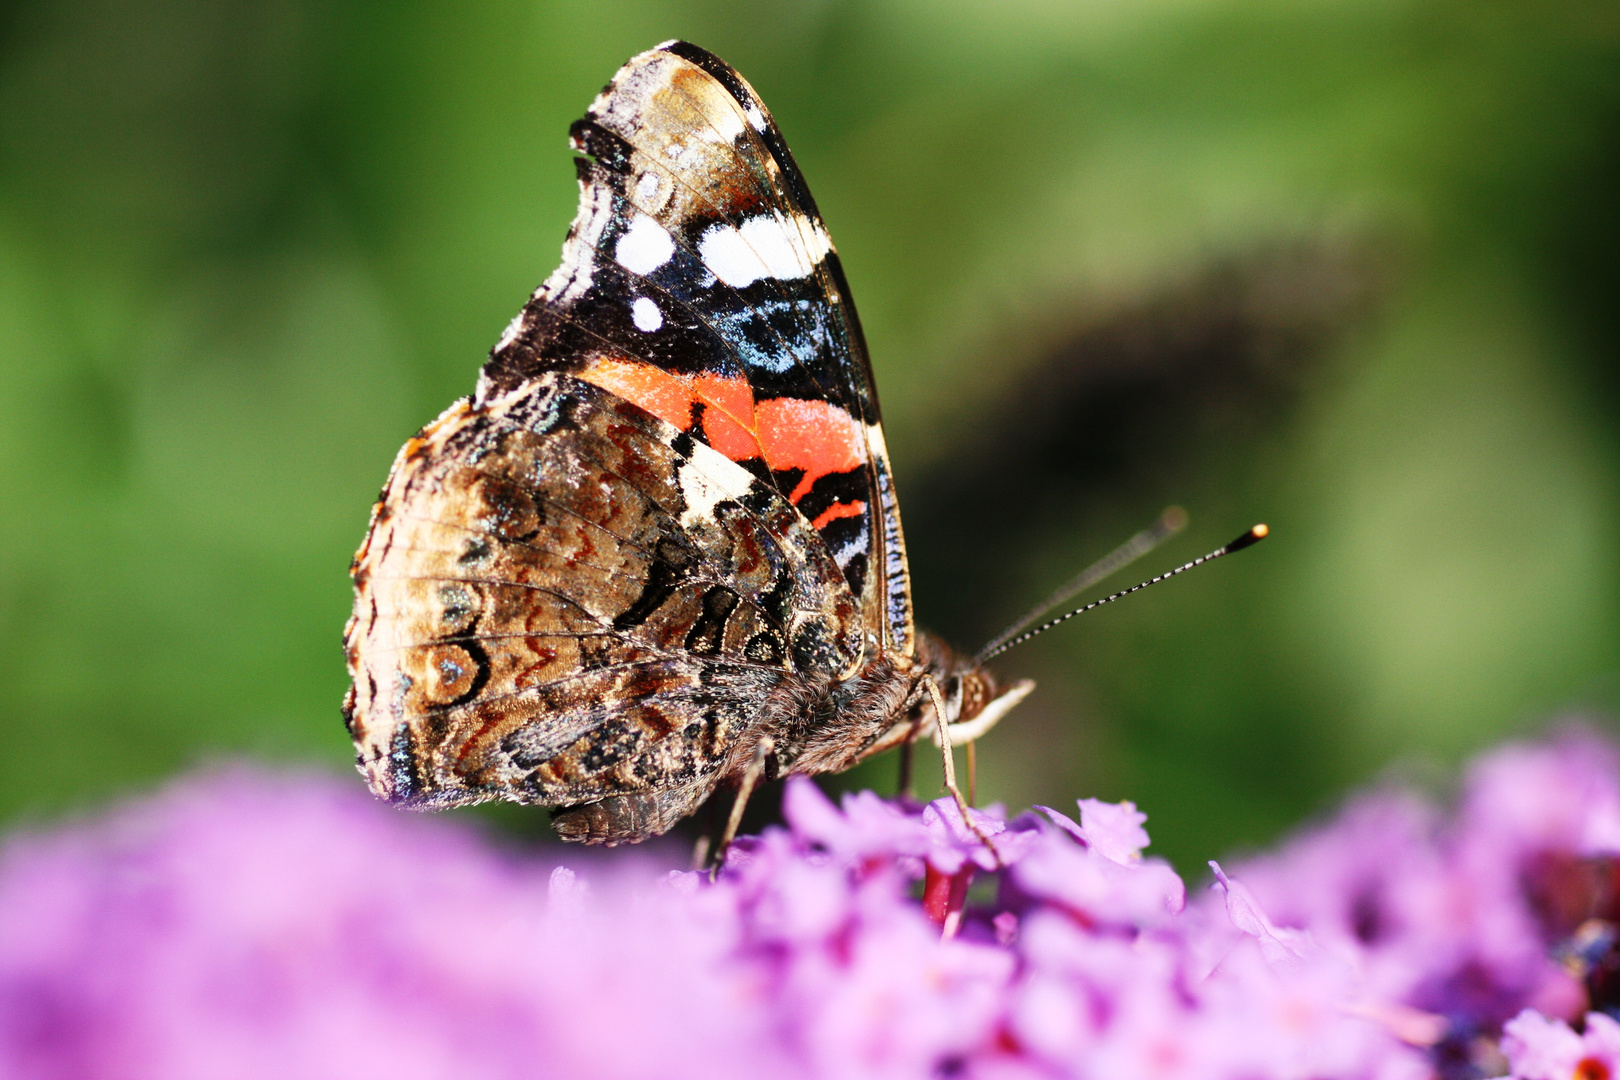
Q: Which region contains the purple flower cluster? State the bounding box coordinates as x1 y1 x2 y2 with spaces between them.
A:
1229 732 1620 1079
3 733 1620 1079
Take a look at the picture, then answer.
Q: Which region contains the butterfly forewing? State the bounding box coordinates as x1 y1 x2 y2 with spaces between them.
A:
482 41 915 659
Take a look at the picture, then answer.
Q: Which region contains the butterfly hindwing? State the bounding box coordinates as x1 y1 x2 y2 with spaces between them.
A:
343 372 862 831
483 41 916 660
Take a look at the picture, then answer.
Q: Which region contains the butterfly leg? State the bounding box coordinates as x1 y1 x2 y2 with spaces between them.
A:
920 675 1002 868
690 793 721 871
897 726 922 798
966 739 978 807
710 735 775 877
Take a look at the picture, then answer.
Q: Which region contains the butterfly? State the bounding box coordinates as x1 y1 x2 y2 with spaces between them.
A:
342 40 1034 847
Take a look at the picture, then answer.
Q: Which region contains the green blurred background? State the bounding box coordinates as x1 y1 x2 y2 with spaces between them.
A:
2 0 1617 872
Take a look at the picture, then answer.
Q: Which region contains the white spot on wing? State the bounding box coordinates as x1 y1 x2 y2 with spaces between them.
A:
698 213 829 288
677 445 755 528
631 297 663 332
744 103 767 133
636 171 659 200
614 214 676 276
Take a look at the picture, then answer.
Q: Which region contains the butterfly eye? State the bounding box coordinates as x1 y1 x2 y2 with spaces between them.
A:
955 673 991 724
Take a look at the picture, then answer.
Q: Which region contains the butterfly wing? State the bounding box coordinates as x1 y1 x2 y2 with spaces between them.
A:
483 40 917 660
343 372 863 838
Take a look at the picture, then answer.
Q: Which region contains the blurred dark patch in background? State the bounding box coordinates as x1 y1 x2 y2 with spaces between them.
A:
906 238 1386 647
2 0 1618 873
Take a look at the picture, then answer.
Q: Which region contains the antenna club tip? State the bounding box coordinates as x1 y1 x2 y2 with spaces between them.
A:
1161 506 1190 531
1223 524 1270 554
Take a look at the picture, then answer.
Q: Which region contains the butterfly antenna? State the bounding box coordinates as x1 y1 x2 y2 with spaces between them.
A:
977 524 1269 662
975 507 1189 663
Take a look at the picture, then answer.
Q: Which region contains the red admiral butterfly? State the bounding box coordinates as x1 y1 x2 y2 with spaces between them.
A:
342 41 1264 850
340 41 1031 846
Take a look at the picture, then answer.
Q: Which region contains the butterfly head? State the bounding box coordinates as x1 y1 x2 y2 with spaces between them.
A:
913 631 1035 746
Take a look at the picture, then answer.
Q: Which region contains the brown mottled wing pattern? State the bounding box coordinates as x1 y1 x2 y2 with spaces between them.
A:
343 372 862 835
483 41 916 660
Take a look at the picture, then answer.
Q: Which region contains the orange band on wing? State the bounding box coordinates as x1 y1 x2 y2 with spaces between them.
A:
579 357 698 431
580 358 769 462
755 397 866 504
694 372 761 461
811 500 867 530
577 360 867 519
